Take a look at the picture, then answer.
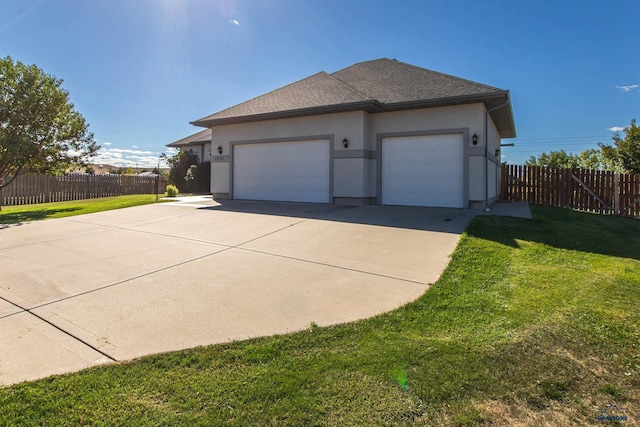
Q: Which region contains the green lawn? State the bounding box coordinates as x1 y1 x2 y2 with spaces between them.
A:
0 205 638 426
0 194 168 224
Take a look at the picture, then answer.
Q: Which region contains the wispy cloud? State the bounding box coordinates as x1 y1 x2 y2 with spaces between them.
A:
229 19 239 25
131 145 139 149
607 126 625 132
616 84 639 92
103 142 112 146
93 147 163 168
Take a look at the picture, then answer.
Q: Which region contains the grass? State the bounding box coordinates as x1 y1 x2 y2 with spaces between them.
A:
0 194 168 224
0 205 638 425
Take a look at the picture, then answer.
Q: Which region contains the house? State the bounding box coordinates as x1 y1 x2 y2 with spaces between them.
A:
166 128 212 166
168 58 515 208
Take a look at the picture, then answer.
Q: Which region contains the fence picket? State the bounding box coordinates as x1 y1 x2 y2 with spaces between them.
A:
2 174 167 207
500 165 639 219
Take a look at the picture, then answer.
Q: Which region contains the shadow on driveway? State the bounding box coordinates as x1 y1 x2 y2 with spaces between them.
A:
198 199 478 234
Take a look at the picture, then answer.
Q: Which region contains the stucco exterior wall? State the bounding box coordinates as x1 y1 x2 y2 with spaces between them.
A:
211 161 229 196
211 110 367 152
209 111 367 199
207 103 499 206
177 143 211 164
486 113 501 200
371 104 487 205
370 104 485 146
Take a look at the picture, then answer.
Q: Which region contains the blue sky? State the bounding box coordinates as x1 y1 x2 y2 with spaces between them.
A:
2 0 638 167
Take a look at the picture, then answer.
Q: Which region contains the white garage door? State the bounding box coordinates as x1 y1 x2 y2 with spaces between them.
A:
233 139 330 203
382 134 464 208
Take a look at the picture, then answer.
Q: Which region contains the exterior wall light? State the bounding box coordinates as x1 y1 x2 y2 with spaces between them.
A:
472 134 478 145
342 138 349 148
217 145 223 154
495 148 500 157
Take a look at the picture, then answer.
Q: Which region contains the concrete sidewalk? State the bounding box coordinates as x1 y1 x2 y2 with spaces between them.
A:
0 201 475 386
480 201 532 219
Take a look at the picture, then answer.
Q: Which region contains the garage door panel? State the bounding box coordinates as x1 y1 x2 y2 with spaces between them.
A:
382 134 464 208
234 140 330 203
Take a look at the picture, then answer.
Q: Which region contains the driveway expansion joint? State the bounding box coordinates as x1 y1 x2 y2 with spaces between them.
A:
0 294 117 363
236 247 428 286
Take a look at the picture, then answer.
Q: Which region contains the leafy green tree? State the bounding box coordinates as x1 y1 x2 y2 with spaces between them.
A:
577 149 602 170
184 161 210 193
0 56 98 207
167 150 190 192
525 150 581 168
599 119 640 174
85 165 95 175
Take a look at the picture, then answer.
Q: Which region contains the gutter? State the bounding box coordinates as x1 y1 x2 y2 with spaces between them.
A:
190 100 382 128
484 98 510 210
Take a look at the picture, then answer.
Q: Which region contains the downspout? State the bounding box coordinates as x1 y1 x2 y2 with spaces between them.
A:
484 99 510 210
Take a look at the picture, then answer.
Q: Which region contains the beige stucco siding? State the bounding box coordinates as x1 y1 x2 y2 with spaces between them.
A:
207 103 500 206
211 161 229 196
334 158 365 197
371 104 486 205
211 110 367 152
370 104 485 146
486 112 501 200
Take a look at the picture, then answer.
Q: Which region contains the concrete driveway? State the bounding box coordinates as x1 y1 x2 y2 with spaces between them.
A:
0 197 476 386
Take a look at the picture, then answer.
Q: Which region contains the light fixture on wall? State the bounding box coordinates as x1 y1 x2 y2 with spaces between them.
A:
495 148 500 158
472 134 478 145
342 138 349 148
217 145 223 154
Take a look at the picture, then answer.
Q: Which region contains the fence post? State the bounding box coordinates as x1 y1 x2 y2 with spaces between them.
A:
613 173 620 216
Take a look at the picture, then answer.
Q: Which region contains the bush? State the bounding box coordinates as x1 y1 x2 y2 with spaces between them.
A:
167 151 190 192
166 185 179 197
184 161 211 193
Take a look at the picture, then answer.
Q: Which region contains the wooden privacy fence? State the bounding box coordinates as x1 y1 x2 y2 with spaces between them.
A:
1 173 167 207
501 164 640 219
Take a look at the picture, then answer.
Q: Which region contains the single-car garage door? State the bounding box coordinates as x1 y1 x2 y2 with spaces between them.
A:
233 139 330 203
382 134 464 208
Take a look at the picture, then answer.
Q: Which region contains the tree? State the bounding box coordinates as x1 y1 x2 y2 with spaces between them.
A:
184 161 210 193
0 56 98 207
525 147 621 171
167 150 190 192
599 119 640 174
525 150 581 168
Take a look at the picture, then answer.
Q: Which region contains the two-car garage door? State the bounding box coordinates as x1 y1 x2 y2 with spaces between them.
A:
382 134 464 208
233 139 330 203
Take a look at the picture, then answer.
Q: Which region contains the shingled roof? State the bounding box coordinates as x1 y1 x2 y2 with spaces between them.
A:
166 128 211 148
192 58 515 137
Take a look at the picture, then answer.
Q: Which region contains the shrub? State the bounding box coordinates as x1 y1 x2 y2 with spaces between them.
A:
184 161 210 193
167 151 190 192
166 184 179 197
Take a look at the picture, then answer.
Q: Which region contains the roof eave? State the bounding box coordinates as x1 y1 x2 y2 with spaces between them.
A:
166 140 208 148
190 91 516 137
190 100 381 127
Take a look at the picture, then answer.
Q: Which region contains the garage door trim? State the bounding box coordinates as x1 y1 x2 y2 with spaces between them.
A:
375 128 470 207
230 134 334 202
